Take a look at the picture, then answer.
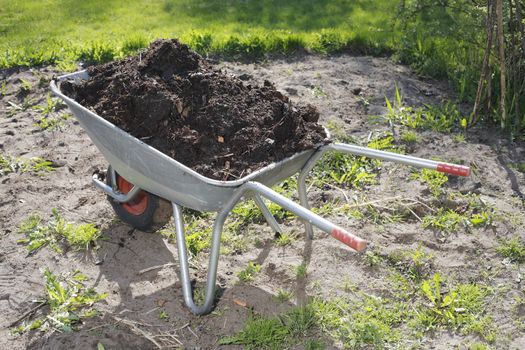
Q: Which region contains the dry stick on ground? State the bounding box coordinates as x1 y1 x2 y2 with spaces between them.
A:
8 301 46 327
113 316 182 349
138 262 177 275
496 0 507 129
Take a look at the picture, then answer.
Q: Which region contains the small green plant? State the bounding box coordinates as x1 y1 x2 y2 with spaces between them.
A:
422 208 464 233
415 273 493 339
387 245 434 281
13 269 107 334
496 237 525 263
19 78 32 93
34 113 70 131
509 162 525 174
7 97 34 116
34 94 65 115
159 310 170 322
238 262 262 283
423 195 496 234
384 86 464 133
274 289 294 303
400 130 418 143
295 263 308 278
364 249 383 267
453 133 466 142
412 168 448 196
469 343 490 350
0 80 7 96
17 208 101 253
0 154 56 176
275 231 296 247
312 85 327 98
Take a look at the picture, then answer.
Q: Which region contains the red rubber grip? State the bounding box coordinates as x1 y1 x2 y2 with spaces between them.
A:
331 227 367 251
436 163 470 177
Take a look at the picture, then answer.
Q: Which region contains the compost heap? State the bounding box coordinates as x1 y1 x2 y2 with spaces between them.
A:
62 39 328 180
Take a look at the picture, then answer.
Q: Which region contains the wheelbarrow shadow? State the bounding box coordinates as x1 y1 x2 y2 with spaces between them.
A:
26 219 336 349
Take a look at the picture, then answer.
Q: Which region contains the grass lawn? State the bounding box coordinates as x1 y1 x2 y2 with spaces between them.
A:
0 0 397 68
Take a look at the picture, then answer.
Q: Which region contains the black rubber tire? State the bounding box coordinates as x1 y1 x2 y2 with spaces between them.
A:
106 166 172 232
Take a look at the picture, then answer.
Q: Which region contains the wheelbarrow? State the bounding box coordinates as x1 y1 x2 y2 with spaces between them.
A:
51 71 470 315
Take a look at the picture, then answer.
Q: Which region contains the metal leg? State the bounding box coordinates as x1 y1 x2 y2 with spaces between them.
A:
298 150 327 239
172 180 366 315
171 187 248 315
252 194 282 234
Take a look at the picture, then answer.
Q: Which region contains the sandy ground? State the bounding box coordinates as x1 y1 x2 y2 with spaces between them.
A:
1 54 524 349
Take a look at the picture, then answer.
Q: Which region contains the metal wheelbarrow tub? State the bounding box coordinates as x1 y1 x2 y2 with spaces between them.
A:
51 71 471 315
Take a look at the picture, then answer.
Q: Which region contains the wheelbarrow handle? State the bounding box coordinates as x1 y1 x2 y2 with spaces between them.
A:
245 182 367 251
329 143 470 177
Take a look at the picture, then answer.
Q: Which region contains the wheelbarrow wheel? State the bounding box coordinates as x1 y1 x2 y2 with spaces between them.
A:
106 166 172 232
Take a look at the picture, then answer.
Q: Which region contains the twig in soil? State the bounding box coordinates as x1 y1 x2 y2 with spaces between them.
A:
400 203 422 222
113 316 163 349
138 263 177 275
322 182 350 203
8 301 46 327
215 153 234 159
346 196 404 209
186 325 198 339
142 307 160 315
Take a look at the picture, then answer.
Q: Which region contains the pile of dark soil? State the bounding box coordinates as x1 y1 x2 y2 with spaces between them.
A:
62 39 328 180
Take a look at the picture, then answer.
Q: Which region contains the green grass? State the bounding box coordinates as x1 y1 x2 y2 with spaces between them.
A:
313 133 400 189
412 168 449 197
310 271 495 348
382 86 466 133
0 0 396 68
496 236 525 264
17 208 101 253
12 268 107 334
219 304 321 349
422 195 496 235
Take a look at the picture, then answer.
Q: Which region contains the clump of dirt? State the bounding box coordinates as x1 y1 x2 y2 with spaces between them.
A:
62 39 328 180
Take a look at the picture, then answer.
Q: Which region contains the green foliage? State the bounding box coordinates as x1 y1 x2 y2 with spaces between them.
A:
17 208 101 253
0 154 56 176
384 86 464 133
19 78 32 92
13 269 107 334
400 130 418 144
496 236 525 264
275 231 297 247
158 310 169 322
509 163 525 174
423 208 464 233
311 85 327 98
220 305 320 349
412 168 449 197
274 289 293 303
238 262 262 283
6 97 35 116
423 195 496 234
313 134 398 189
416 273 494 340
0 1 394 68
0 80 7 96
34 114 69 131
34 94 65 115
294 263 307 278
312 296 406 349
